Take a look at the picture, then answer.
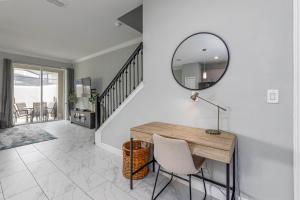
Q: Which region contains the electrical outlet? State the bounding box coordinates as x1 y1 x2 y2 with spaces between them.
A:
267 89 279 104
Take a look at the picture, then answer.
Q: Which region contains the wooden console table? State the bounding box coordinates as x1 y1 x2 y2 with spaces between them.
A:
129 122 237 200
70 110 95 129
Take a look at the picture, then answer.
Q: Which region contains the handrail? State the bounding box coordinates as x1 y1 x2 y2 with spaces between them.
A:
99 43 143 100
96 42 143 129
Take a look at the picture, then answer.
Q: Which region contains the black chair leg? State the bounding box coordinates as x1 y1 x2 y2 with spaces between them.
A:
189 175 192 200
152 165 174 200
201 168 207 200
151 165 160 199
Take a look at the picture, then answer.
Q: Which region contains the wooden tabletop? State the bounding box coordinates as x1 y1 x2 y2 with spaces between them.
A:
130 122 236 163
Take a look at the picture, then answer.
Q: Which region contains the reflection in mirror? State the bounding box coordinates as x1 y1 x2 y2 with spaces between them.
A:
172 33 229 90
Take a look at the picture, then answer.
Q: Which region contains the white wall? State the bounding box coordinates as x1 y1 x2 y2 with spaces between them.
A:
97 0 293 199
14 85 57 106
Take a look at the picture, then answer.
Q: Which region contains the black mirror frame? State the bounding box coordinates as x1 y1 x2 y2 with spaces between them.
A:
171 32 230 91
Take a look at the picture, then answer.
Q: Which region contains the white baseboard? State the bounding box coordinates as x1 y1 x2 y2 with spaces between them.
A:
95 82 144 144
97 142 122 156
96 141 248 200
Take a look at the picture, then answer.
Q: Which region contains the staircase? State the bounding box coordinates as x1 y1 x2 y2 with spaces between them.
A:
95 43 143 129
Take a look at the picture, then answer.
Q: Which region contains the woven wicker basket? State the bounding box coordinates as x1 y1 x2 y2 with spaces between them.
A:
122 140 150 180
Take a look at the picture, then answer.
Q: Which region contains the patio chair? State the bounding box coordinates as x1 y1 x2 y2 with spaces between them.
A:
32 102 48 122
13 103 30 123
48 102 57 120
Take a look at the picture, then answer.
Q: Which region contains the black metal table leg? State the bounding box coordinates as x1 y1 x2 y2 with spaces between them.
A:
153 159 156 172
232 149 236 200
226 163 230 200
152 144 155 172
188 175 192 200
129 141 238 200
130 138 133 190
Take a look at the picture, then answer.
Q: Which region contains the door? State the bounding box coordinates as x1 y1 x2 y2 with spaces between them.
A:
13 63 65 125
13 65 42 124
184 76 196 89
42 68 65 121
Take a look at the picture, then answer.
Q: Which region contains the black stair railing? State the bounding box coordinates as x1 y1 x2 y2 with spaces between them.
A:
95 43 143 129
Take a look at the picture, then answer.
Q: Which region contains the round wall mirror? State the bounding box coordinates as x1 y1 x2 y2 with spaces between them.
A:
171 32 230 90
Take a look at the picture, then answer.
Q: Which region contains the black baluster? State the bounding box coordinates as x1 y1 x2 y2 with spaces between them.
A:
119 76 122 105
113 86 115 111
116 81 118 108
141 49 143 81
104 94 106 120
101 99 104 124
110 89 112 116
108 87 112 115
122 73 124 102
129 63 131 93
125 69 128 97
107 91 109 117
104 94 106 119
105 93 107 118
103 96 105 122
107 92 110 117
117 81 119 106
115 82 117 109
99 100 101 125
133 57 136 89
102 97 104 123
106 92 108 119
111 88 113 114
137 53 139 84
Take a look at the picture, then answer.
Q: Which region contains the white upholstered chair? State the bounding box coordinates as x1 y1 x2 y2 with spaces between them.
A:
152 134 207 200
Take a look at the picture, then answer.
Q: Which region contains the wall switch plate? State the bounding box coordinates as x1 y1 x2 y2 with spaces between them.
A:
267 89 279 104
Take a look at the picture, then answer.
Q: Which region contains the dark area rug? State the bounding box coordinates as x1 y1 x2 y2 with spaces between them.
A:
0 125 57 150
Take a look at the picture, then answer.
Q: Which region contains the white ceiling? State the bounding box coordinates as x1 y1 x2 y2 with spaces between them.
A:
0 0 142 63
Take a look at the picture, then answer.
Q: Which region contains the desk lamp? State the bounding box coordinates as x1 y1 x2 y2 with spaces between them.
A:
190 92 227 135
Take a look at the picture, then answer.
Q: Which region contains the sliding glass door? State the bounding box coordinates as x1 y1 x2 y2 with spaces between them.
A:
13 63 65 125
42 68 65 121
13 66 41 124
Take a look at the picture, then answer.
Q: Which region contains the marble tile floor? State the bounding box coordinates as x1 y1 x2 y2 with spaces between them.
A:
0 121 216 200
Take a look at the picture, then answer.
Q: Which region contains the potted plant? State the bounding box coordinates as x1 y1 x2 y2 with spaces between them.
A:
68 92 78 119
88 92 99 112
68 92 78 105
